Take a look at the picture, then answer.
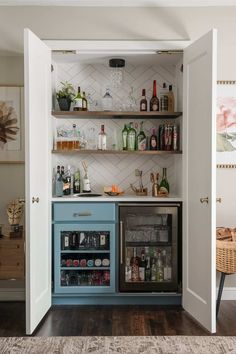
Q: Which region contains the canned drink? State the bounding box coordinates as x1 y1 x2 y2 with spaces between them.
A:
172 124 178 151
159 124 164 150
164 124 172 151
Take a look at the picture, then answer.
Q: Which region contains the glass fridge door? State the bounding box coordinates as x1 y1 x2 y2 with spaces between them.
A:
119 204 180 292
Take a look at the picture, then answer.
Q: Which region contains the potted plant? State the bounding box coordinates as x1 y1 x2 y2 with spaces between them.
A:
56 81 75 111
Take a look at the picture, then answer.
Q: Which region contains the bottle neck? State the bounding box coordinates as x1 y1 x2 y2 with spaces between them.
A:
162 168 167 179
142 89 146 97
77 87 81 94
153 80 157 97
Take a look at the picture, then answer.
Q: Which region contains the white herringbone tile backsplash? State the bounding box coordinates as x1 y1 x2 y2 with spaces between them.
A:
52 62 181 195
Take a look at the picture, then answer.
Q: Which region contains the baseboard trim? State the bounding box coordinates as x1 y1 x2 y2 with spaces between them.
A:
0 288 25 301
217 287 236 300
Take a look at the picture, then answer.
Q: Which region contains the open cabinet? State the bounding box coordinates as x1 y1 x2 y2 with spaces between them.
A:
24 29 217 334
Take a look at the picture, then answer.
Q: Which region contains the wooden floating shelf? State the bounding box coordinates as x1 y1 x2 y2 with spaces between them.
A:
52 111 182 119
52 149 182 155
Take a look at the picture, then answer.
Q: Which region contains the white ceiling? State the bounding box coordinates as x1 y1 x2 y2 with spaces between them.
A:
1 0 236 6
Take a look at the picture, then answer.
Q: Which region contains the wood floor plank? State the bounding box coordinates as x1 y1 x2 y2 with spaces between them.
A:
0 302 236 337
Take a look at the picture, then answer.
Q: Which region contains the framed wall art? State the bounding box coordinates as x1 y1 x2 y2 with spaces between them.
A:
0 86 24 163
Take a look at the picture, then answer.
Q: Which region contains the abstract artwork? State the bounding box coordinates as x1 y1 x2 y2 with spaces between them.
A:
217 81 236 166
0 86 24 163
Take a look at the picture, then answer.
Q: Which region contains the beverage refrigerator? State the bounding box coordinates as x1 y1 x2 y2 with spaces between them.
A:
119 203 182 292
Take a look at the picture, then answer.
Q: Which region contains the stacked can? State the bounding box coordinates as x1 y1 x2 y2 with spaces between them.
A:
159 123 178 151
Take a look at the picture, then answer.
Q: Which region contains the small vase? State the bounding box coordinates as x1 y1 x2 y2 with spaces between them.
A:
58 98 71 111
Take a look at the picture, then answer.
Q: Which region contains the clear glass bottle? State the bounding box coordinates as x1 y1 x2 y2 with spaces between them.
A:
122 124 128 150
127 122 136 151
167 85 175 112
72 124 80 150
98 124 107 150
156 251 164 282
137 121 146 151
73 168 80 194
55 165 63 197
159 167 170 195
160 83 168 112
102 88 113 111
73 86 83 111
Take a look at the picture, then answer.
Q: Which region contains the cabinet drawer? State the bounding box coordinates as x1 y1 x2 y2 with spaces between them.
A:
0 259 24 280
53 203 116 222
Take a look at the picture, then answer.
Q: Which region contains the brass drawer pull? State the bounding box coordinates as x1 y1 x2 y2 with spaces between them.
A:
73 212 92 217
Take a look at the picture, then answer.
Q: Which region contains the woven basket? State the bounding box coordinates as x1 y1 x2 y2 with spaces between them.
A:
216 227 236 274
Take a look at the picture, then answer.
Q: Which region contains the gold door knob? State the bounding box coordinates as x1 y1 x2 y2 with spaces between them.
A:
200 197 209 204
32 197 39 203
216 198 222 203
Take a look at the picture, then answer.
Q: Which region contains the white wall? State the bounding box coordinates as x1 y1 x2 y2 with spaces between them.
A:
0 57 25 225
0 5 235 286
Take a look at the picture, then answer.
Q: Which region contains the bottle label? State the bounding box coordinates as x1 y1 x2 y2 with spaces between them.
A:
138 138 146 151
151 137 157 148
74 99 83 108
151 103 158 111
141 102 146 111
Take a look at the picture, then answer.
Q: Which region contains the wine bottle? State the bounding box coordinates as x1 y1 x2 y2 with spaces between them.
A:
55 165 63 197
98 124 107 150
149 128 157 150
140 89 147 111
82 91 88 111
150 80 159 111
137 121 146 151
159 167 170 196
127 122 136 151
139 249 146 281
167 85 175 112
73 86 83 111
122 124 128 150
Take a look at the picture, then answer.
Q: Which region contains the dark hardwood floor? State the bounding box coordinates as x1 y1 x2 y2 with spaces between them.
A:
0 301 236 337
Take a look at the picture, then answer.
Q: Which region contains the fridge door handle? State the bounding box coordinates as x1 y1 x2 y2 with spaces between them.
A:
120 220 123 264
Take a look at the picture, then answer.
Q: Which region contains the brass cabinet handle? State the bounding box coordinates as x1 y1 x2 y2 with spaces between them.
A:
32 197 39 203
216 198 222 203
200 197 209 204
73 212 92 217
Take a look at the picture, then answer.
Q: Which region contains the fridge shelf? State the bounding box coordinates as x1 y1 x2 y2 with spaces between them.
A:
125 242 172 247
60 250 110 254
61 267 110 270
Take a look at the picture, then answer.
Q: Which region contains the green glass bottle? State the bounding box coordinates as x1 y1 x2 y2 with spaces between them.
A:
127 122 136 151
122 124 128 150
159 167 169 195
137 121 146 151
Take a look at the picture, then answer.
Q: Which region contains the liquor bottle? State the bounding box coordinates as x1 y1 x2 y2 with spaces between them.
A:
98 124 107 150
127 122 136 151
72 124 80 149
73 86 83 111
63 165 72 195
82 91 88 111
159 125 165 150
150 80 159 111
55 165 63 197
167 85 175 112
162 249 168 281
151 257 157 281
159 167 170 195
160 83 168 112
73 168 80 194
145 255 151 282
122 124 128 150
131 248 140 282
137 121 146 151
140 89 147 111
156 251 164 282
149 128 157 151
102 88 113 111
139 249 146 281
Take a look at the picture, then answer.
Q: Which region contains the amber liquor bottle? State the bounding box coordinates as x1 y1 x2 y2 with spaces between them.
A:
150 80 159 111
140 89 147 111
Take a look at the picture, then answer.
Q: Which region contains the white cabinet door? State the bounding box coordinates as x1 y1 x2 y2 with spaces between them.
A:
183 29 217 333
24 28 52 335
